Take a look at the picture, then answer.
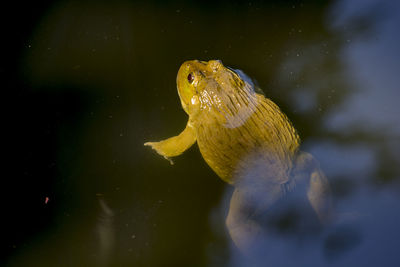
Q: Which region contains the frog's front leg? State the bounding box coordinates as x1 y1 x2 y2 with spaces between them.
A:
144 120 197 164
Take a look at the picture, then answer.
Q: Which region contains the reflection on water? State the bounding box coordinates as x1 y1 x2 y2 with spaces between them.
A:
96 197 115 266
5 0 400 266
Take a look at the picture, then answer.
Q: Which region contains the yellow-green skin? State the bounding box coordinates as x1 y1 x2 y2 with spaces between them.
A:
145 60 331 253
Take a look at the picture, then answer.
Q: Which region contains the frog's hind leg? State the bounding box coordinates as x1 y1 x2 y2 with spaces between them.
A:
294 152 333 224
226 180 284 255
307 165 332 223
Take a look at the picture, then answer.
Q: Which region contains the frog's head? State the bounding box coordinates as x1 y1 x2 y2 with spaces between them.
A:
177 60 227 115
177 59 256 127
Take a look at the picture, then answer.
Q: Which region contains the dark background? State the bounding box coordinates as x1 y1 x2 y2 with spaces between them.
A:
2 0 400 266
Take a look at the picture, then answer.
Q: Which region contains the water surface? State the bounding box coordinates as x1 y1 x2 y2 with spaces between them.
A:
4 0 400 266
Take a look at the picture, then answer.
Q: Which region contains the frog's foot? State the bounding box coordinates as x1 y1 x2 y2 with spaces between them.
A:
144 142 174 165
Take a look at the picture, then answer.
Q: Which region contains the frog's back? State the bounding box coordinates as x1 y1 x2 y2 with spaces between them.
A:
193 80 300 185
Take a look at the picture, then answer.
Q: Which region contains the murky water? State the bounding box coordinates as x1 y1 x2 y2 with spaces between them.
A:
4 0 400 266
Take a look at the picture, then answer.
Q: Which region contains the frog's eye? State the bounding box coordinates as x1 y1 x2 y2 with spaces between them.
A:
187 73 194 84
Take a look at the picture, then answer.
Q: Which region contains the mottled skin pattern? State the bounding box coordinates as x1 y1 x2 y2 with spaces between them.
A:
145 60 331 254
